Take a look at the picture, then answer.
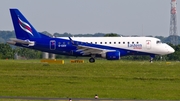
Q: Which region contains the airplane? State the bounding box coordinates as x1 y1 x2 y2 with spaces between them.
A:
7 9 175 63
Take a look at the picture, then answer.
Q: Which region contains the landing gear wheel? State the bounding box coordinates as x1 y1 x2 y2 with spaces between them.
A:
150 59 153 63
89 57 95 63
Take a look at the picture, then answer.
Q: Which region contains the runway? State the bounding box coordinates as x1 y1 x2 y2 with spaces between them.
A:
0 96 168 101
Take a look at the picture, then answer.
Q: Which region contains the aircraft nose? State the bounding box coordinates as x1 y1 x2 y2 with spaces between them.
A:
168 46 175 54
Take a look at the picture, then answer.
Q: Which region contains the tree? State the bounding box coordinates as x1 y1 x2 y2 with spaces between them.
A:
0 43 14 59
104 33 119 37
166 44 180 60
0 31 15 43
41 31 53 37
14 47 42 59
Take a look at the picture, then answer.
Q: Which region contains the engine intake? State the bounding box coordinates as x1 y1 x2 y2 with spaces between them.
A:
102 51 120 60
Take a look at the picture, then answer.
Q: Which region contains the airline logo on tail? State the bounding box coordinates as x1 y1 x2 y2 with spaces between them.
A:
18 17 33 36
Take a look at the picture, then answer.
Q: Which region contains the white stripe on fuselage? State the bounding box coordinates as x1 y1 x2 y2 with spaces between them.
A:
58 37 173 55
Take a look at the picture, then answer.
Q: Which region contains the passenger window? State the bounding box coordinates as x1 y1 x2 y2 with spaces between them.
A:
100 42 102 44
114 42 116 44
63 42 66 44
58 42 61 45
132 42 134 44
127 42 130 44
109 42 111 44
123 42 125 44
137 42 139 44
105 42 107 44
118 42 121 44
95 42 97 44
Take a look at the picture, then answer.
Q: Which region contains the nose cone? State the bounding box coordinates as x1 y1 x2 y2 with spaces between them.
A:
168 46 175 54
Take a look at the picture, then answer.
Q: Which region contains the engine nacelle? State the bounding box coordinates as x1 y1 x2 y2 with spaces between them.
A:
101 51 120 60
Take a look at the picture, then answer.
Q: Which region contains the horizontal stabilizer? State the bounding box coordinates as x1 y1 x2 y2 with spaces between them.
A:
7 41 16 45
8 38 35 46
10 38 32 44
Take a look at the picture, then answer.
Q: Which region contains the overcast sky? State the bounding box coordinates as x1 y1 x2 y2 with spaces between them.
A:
0 0 179 36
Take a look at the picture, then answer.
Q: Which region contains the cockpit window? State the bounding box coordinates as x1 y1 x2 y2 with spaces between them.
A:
156 40 162 44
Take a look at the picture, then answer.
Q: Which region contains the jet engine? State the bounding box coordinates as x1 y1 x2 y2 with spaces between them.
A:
101 51 120 60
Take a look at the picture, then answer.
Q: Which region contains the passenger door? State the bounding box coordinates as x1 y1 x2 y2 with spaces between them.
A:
146 40 151 49
50 40 56 50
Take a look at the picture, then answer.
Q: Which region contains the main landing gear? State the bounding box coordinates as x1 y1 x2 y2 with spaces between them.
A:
89 57 95 63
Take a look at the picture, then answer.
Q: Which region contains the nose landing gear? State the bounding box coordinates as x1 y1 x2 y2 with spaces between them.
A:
150 55 155 63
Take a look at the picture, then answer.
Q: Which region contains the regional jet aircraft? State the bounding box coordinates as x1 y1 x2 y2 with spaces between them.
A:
7 9 175 63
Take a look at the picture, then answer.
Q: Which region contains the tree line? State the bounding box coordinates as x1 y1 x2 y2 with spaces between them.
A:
0 43 42 59
1 31 180 44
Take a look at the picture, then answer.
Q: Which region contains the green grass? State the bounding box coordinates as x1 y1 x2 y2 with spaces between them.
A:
0 59 180 100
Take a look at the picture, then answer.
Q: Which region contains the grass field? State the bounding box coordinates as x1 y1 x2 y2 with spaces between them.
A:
0 59 180 100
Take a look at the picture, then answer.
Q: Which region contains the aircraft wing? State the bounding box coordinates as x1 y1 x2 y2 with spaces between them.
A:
76 45 105 55
69 37 115 55
77 45 117 55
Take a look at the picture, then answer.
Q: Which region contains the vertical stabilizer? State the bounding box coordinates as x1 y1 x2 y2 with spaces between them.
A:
10 9 41 39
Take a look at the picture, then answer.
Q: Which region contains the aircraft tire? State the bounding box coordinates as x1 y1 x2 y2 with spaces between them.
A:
89 58 95 63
